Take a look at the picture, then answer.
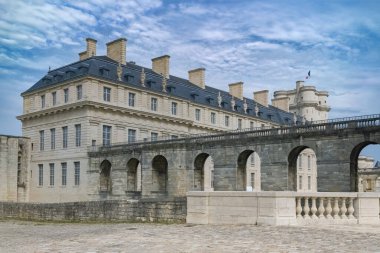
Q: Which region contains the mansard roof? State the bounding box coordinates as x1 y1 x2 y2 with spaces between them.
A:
23 56 298 125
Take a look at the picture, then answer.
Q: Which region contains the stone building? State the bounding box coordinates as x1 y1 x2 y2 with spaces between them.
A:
7 37 329 202
0 135 30 202
358 156 380 192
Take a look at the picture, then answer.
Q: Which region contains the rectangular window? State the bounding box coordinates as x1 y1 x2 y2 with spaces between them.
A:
225 116 229 127
250 121 254 129
38 164 43 186
195 109 201 121
308 155 311 169
151 132 158 141
151 97 157 111
103 125 112 146
49 163 54 186
251 173 255 189
299 175 302 190
52 92 57 106
211 170 214 188
75 124 81 147
64 88 69 103
41 95 45 108
251 153 255 165
238 119 242 129
39 130 44 151
50 128 55 150
308 176 311 190
62 126 68 148
128 129 136 143
211 112 216 124
171 102 177 115
129 93 135 107
171 135 178 139
61 162 67 186
298 155 302 168
103 87 111 102
74 162 80 186
77 85 82 100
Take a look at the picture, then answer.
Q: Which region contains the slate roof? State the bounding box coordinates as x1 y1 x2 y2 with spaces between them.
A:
23 56 299 126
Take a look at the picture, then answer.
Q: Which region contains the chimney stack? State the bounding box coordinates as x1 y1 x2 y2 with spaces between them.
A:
228 82 244 100
254 90 269 107
106 38 127 65
271 97 289 112
188 68 205 89
79 38 97 60
152 55 170 78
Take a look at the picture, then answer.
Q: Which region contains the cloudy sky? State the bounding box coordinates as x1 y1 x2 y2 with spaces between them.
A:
1 0 379 160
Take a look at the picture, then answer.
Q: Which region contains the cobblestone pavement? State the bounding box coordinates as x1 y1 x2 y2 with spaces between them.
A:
1 220 380 253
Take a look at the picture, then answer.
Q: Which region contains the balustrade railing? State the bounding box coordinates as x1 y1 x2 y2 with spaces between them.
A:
295 193 358 224
88 114 380 152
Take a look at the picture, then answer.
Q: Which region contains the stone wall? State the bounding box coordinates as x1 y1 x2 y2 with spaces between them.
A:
0 198 186 223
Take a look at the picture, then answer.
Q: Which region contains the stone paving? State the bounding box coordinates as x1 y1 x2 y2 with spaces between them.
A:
1 220 380 252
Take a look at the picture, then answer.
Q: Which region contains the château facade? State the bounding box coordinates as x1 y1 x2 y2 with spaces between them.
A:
3 38 331 202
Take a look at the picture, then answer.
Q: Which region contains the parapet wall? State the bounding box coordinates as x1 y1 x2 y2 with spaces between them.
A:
0 198 186 223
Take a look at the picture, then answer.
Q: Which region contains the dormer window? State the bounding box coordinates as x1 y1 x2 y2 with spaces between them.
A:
124 74 134 82
147 80 156 87
53 72 63 82
258 111 263 117
167 84 176 93
78 63 89 74
234 105 240 111
221 101 228 108
66 70 75 78
42 75 53 84
206 96 214 104
190 91 199 99
99 66 110 77
267 114 273 120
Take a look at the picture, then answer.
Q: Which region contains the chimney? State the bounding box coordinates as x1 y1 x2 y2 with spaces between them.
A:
254 90 269 107
271 97 289 112
228 82 244 100
188 68 205 89
152 55 170 78
296 80 304 90
79 38 97 60
106 38 127 65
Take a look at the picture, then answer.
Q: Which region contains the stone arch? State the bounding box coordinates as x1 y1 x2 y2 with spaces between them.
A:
127 158 141 191
237 150 261 191
193 153 214 191
288 146 318 191
350 141 379 192
100 160 112 192
152 155 168 192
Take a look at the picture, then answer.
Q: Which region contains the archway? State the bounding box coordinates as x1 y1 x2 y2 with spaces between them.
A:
100 160 112 192
350 141 379 192
194 153 214 191
237 150 255 191
152 155 168 192
127 158 141 191
288 146 317 191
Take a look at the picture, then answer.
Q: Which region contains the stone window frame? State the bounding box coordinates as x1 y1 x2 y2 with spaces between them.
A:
38 164 43 186
64 88 69 103
75 124 81 147
74 161 80 186
151 97 158 111
195 108 201 121
299 175 302 190
50 128 55 150
39 130 44 151
237 118 242 130
61 162 67 186
128 92 136 107
41 94 45 108
76 85 83 100
49 163 55 187
62 126 68 149
171 102 177 116
210 112 216 124
52 91 57 106
102 125 112 146
151 132 158 141
128 128 136 143
103 87 111 102
225 115 229 127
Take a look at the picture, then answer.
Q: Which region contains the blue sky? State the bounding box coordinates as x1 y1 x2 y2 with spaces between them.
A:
0 0 379 161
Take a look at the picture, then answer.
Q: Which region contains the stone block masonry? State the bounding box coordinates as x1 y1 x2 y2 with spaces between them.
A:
0 198 186 223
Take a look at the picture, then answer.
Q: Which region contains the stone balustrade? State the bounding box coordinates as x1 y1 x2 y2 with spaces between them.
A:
295 193 357 225
187 191 380 226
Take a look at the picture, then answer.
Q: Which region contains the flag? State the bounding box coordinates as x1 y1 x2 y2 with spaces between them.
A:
306 70 311 79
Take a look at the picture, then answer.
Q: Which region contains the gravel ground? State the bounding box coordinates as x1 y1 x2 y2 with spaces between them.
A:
1 220 380 252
